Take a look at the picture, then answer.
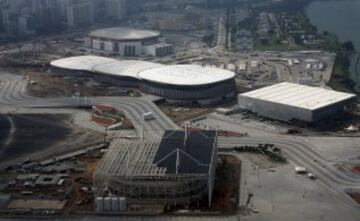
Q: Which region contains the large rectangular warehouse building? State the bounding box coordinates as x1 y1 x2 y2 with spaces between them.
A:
238 82 356 123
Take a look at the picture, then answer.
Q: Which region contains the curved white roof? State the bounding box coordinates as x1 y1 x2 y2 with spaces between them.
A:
50 56 235 86
50 55 116 71
94 60 164 78
138 65 235 86
89 27 160 41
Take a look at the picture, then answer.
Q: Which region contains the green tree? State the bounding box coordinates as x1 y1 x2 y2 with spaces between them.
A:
342 41 355 52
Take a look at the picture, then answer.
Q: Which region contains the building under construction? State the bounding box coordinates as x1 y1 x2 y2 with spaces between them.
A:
93 129 218 208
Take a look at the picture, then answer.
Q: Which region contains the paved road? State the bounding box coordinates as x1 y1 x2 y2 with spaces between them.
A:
0 70 359 217
0 71 179 167
1 71 359 193
219 136 360 208
0 72 178 134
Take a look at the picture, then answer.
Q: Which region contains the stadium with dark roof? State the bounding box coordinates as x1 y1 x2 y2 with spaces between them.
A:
93 129 218 207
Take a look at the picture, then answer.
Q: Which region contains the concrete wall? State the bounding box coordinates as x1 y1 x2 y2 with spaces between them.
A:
104 41 114 52
92 39 101 50
140 79 236 102
238 95 313 122
238 95 354 123
118 41 142 56
144 44 173 56
51 67 235 105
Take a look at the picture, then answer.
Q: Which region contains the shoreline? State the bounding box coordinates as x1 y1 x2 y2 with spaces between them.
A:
303 0 359 95
260 0 358 94
276 0 359 94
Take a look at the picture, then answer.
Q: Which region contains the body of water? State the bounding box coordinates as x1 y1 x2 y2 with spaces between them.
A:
306 0 360 90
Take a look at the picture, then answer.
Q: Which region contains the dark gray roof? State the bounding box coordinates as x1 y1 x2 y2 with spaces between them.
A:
153 130 216 175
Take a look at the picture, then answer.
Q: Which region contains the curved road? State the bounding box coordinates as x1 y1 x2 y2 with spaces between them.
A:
0 71 359 208
219 136 360 207
0 72 178 134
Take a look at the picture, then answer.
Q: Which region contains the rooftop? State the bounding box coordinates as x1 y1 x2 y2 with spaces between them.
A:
89 27 160 41
93 60 163 78
94 130 216 178
50 56 236 86
50 55 116 72
138 65 236 86
239 82 356 110
155 130 216 174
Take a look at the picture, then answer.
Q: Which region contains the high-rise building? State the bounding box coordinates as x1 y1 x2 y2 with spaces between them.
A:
55 0 70 18
66 0 94 28
18 15 36 35
104 0 126 20
1 9 17 33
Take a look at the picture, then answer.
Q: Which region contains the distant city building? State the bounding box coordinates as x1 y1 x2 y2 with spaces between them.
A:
66 0 94 28
207 0 228 7
236 29 253 51
104 0 127 20
0 0 62 35
1 9 17 34
18 15 32 35
85 27 173 57
0 0 144 36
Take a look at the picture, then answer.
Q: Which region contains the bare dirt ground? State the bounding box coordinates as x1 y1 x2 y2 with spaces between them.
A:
348 192 360 205
0 113 103 167
28 70 77 97
66 156 101 213
26 69 142 98
236 153 286 170
211 155 241 213
158 103 215 125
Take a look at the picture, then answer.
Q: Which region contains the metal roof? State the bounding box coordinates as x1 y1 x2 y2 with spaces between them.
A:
50 55 116 72
94 60 163 78
50 56 236 86
88 27 160 41
138 65 235 86
154 130 216 174
240 82 356 110
95 130 216 178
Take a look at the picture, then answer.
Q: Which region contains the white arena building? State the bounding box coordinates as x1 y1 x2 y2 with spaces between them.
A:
50 56 236 105
238 82 356 123
85 27 172 57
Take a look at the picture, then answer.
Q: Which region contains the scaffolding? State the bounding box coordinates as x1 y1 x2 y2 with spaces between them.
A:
94 130 217 207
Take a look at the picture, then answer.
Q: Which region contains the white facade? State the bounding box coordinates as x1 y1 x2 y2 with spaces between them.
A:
118 41 142 56
87 27 173 57
238 82 356 123
104 41 114 52
92 39 101 50
144 43 172 57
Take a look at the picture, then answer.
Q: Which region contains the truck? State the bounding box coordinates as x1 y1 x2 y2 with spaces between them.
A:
143 112 155 121
295 166 307 174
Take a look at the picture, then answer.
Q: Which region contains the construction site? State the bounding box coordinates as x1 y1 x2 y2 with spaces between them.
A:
0 1 360 220
94 129 218 211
